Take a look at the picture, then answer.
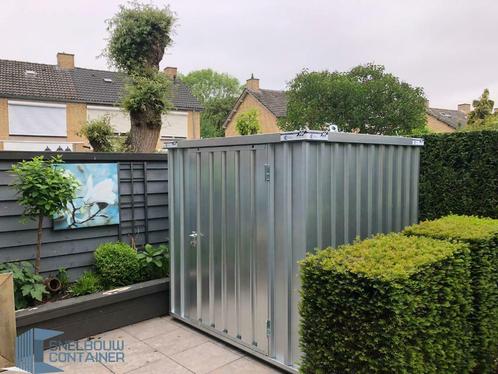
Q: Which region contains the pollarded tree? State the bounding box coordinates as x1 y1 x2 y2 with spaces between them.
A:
10 156 79 274
281 64 428 135
105 3 175 152
467 89 495 126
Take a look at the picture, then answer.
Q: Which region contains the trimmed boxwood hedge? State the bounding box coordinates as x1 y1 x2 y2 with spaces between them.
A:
95 242 140 287
299 234 473 374
404 215 498 373
419 131 498 220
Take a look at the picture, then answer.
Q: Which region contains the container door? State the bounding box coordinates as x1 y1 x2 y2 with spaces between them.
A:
182 145 270 355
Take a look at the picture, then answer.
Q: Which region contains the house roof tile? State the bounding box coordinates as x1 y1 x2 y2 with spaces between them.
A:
427 107 467 129
0 59 203 111
248 88 288 118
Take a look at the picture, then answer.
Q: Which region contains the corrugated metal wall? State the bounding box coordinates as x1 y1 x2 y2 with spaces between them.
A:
169 133 422 372
271 140 420 367
0 152 168 281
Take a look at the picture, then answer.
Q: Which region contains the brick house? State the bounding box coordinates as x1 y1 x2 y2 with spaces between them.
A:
224 75 470 135
426 103 469 132
224 76 287 136
0 52 202 151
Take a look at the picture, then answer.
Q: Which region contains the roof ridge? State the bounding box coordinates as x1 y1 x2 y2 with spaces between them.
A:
0 58 120 75
74 66 121 74
0 58 57 68
257 88 286 93
429 107 460 112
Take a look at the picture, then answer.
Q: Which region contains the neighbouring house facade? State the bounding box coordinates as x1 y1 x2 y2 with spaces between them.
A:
0 53 202 151
426 103 469 132
224 75 470 135
224 76 287 136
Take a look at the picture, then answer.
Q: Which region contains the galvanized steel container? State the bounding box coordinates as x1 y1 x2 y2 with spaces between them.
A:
167 131 423 372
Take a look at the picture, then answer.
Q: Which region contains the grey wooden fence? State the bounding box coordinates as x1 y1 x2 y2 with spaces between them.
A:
0 151 168 280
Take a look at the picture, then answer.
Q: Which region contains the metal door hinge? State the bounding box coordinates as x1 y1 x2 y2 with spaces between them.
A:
266 320 271 336
264 164 271 182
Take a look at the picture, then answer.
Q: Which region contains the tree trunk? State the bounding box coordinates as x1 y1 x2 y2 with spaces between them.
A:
128 109 162 152
35 215 43 274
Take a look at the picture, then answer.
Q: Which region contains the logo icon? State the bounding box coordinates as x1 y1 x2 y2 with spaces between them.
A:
14 328 63 373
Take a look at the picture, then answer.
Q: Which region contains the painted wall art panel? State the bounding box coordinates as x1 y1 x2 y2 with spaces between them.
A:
53 163 120 230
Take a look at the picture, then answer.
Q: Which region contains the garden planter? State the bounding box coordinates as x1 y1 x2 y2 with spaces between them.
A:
16 278 169 343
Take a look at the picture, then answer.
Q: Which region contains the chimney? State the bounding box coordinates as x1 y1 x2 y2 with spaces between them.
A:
164 67 177 80
246 74 260 91
56 52 74 70
457 103 471 114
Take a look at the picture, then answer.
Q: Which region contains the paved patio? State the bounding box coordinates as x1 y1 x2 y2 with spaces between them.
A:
45 316 282 373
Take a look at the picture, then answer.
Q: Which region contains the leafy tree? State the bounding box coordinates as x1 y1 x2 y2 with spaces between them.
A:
79 115 115 152
181 69 242 138
467 89 495 126
181 69 241 103
236 109 260 135
105 2 175 152
10 156 79 274
464 112 498 132
281 64 427 135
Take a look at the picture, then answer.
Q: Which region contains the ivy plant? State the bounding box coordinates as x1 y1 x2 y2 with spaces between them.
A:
10 156 79 273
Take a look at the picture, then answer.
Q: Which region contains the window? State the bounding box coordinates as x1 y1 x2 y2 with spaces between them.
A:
8 101 67 137
87 106 131 134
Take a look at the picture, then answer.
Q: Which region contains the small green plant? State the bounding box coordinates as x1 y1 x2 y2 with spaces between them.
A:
137 244 169 280
0 262 48 310
79 115 116 152
95 242 140 287
235 109 260 135
70 271 104 296
10 156 79 273
56 267 70 291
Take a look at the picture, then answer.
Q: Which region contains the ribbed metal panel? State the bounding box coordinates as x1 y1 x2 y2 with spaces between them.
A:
169 133 422 372
15 328 34 373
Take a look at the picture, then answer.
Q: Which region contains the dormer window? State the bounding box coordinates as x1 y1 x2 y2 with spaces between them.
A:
25 70 37 78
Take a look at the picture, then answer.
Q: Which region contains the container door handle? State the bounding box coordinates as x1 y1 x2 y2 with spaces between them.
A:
189 231 201 247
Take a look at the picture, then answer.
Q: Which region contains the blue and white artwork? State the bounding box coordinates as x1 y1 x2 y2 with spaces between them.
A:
53 163 120 230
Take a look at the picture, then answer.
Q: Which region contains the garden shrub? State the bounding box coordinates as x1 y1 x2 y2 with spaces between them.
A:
419 131 498 220
300 234 473 374
404 215 498 373
70 271 104 296
0 261 48 310
94 242 140 287
137 243 169 281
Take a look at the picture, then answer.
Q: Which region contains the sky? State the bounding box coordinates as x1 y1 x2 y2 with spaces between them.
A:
1 0 497 109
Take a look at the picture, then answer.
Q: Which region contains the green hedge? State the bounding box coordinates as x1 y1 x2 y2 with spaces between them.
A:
419 131 498 220
299 234 473 374
404 215 498 373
